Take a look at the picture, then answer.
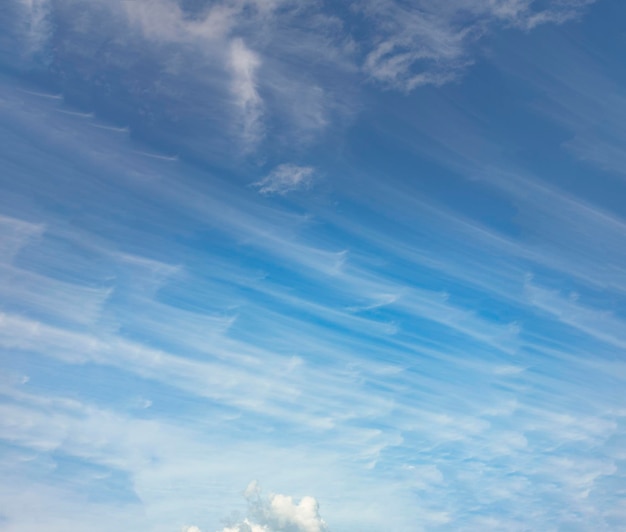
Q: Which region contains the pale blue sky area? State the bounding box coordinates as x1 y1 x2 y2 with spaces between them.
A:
1 1 626 531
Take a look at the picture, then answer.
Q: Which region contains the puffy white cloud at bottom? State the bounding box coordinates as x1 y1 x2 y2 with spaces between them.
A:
204 481 329 532
221 519 268 532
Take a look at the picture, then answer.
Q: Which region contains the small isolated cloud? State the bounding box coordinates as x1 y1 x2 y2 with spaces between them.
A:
183 527 202 532
253 164 316 196
218 481 328 532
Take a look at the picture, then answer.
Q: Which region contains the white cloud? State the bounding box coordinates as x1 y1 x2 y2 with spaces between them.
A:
253 164 316 196
218 482 328 532
17 0 52 58
222 520 268 532
6 0 318 151
4 0 597 166
358 0 597 90
230 38 264 148
268 494 327 532
120 0 287 45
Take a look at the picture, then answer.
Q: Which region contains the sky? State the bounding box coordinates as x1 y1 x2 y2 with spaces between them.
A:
0 0 626 530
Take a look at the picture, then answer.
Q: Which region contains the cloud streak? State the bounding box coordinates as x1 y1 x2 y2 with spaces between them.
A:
230 38 264 148
1 1 625 531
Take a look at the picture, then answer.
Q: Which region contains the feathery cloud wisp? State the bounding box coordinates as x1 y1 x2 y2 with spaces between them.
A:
230 38 264 148
253 164 316 196
359 0 597 90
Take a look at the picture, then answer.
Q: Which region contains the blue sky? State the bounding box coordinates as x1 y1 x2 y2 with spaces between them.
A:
1 0 626 530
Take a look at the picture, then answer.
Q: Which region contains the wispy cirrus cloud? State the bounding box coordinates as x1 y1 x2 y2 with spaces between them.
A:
2 0 597 162
230 38 264 149
16 0 52 59
2 0 349 155
3 76 624 529
358 0 597 90
253 164 316 196
2 2 626 531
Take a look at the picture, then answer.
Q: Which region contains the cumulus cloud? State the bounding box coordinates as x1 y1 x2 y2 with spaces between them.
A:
217 481 328 532
253 164 316 196
221 520 268 532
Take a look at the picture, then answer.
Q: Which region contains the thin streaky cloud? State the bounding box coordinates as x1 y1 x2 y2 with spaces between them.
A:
230 38 264 148
1 1 625 531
